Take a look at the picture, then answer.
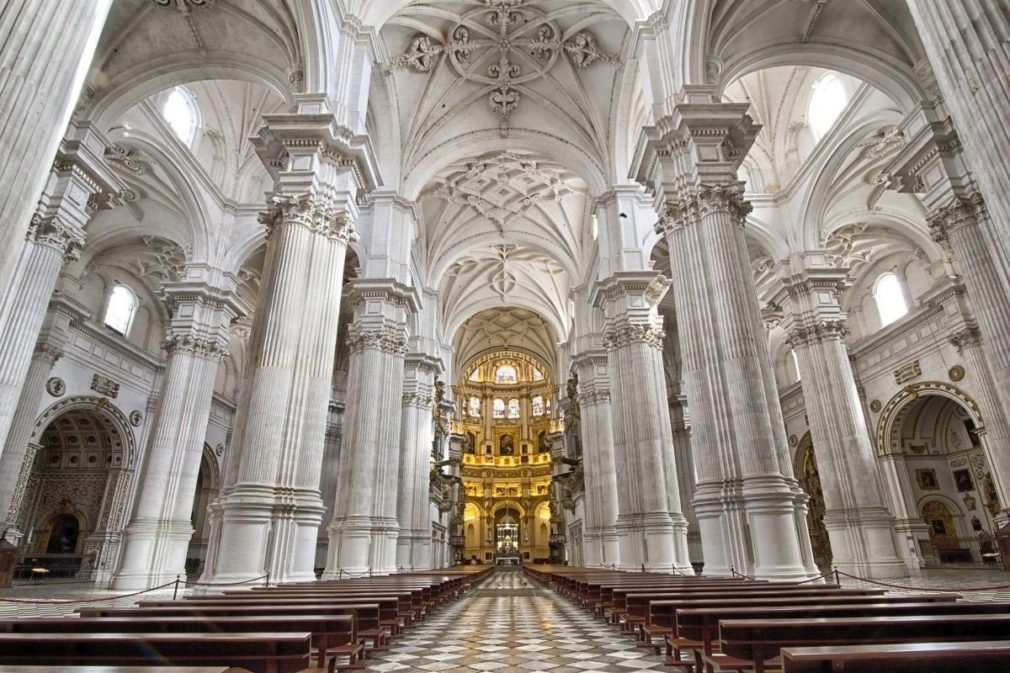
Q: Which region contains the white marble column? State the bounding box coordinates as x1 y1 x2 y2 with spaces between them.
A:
0 216 82 456
395 356 439 571
202 193 355 584
0 0 110 293
780 266 906 578
571 352 620 568
0 342 61 538
640 104 816 579
113 279 241 589
325 281 413 577
907 2 1010 265
930 196 1010 520
593 273 691 572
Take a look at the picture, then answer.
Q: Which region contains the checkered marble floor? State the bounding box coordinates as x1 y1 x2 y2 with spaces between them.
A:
364 567 669 673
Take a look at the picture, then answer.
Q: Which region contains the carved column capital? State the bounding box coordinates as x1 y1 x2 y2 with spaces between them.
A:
34 342 64 366
949 324 983 353
162 333 228 361
347 324 408 356
27 214 84 262
785 318 850 348
259 193 358 244
928 190 987 243
602 318 665 350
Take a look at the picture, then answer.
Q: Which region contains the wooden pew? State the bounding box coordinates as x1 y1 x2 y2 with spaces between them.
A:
0 614 358 670
718 614 1010 673
0 668 250 673
781 640 1010 673
0 632 310 673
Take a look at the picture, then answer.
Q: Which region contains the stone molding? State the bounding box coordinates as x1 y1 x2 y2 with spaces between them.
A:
27 214 84 262
258 193 358 244
602 319 664 350
402 391 434 409
785 318 850 348
929 190 986 242
579 388 611 405
34 342 64 366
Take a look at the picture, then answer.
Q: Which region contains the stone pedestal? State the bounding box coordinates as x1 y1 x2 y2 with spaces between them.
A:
113 279 241 589
325 281 414 577
780 266 906 578
594 273 691 573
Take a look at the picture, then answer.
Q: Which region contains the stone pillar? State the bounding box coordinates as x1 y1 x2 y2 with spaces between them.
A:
202 192 356 584
950 324 1010 519
907 2 1010 262
0 216 82 455
0 0 110 293
325 281 413 577
779 266 906 578
668 400 701 566
571 351 620 568
0 342 62 538
593 273 691 572
638 103 816 579
930 196 1010 520
395 355 439 571
113 278 241 589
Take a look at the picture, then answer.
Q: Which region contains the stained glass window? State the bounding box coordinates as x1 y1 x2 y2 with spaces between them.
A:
495 364 517 384
507 398 520 419
492 398 505 418
532 396 544 416
469 396 481 417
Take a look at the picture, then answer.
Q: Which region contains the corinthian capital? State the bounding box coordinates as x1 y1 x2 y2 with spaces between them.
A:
602 318 665 350
163 333 228 361
347 324 408 356
949 324 982 353
694 182 752 221
259 193 359 244
928 191 987 243
785 318 849 348
27 215 84 262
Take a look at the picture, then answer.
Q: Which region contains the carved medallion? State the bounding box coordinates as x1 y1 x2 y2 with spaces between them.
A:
869 399 882 413
948 365 965 382
45 377 65 397
129 410 143 427
788 434 798 447
215 443 225 456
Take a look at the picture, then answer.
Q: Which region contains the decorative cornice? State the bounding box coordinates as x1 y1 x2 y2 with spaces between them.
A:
104 143 149 176
602 319 664 350
949 324 982 353
258 192 358 244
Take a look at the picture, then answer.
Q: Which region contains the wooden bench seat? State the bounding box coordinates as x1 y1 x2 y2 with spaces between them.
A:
0 614 358 670
719 614 1010 673
781 640 1010 672
0 632 310 673
0 668 251 673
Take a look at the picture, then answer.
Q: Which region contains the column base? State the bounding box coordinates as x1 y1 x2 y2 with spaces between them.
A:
395 529 432 571
824 507 907 579
323 515 399 577
615 512 692 573
112 519 194 590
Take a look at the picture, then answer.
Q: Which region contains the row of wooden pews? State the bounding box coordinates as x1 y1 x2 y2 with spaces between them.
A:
524 565 1010 673
0 565 492 673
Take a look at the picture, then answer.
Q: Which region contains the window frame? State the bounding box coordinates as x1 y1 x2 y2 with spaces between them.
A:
873 271 911 328
103 283 139 337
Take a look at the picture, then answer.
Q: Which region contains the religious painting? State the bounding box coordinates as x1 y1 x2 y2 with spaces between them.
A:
44 513 80 555
499 434 514 456
915 468 939 491
953 468 974 492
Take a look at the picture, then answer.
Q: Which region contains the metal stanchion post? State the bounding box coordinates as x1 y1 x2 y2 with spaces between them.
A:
172 575 180 601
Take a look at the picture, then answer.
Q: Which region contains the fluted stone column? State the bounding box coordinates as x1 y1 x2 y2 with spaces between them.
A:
0 342 61 538
0 216 82 456
325 281 413 577
395 355 439 571
572 351 620 568
0 0 110 293
669 400 701 565
907 2 1010 264
930 196 1010 519
202 192 355 584
780 266 906 578
950 324 1010 518
593 273 691 572
113 279 241 589
639 103 816 579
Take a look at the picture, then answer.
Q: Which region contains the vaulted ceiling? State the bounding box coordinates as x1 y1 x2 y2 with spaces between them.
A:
453 307 559 382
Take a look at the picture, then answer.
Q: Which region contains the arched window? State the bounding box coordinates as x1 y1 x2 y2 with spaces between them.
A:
495 364 517 384
531 396 545 416
104 284 138 336
532 368 544 381
808 74 848 141
507 398 520 419
492 398 506 418
468 396 481 417
161 85 200 146
874 272 910 327
469 368 480 382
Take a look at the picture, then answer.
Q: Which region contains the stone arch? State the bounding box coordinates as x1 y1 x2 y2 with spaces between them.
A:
791 432 832 570
876 382 983 458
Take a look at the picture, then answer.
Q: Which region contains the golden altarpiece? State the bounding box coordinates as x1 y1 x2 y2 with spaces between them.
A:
453 351 561 563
